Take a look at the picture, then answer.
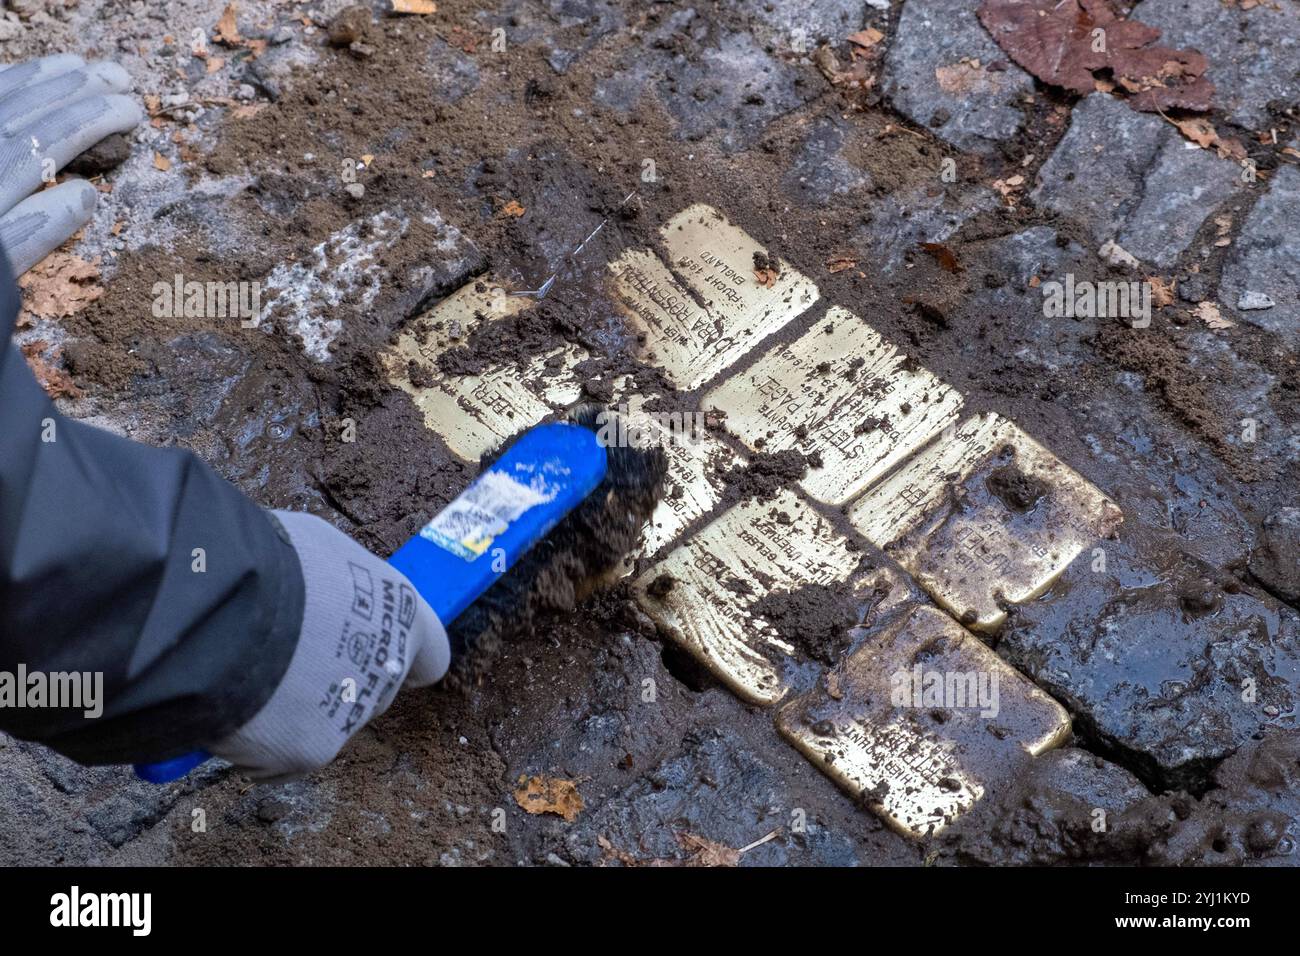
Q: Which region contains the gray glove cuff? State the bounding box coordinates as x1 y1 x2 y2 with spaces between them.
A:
211 511 450 780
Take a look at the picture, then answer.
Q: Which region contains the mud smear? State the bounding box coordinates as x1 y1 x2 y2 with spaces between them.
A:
938 730 1300 866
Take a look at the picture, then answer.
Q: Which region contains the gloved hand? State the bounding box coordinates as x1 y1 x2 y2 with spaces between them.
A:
211 511 452 781
0 54 142 275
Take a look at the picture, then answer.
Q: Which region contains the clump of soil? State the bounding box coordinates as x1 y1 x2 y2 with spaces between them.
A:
722 449 816 502
647 573 676 598
984 463 1048 513
753 584 863 666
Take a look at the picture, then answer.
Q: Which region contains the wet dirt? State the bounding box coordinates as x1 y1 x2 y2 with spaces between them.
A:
938 729 1300 866
19 0 1299 865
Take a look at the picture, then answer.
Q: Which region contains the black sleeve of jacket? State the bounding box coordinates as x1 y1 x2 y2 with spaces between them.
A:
0 249 303 765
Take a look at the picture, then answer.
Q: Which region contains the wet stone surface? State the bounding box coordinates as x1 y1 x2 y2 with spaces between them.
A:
1001 534 1300 793
1032 93 1242 269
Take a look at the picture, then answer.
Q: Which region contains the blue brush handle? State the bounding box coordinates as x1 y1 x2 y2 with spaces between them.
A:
133 422 608 783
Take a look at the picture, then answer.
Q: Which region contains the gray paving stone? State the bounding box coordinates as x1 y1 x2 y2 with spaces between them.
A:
961 226 1095 372
595 11 807 153
427 37 481 101
884 0 1034 152
476 0 627 76
1250 507 1300 607
1001 537 1300 791
1135 0 1300 131
1180 330 1296 477
564 730 866 866
730 0 868 52
781 115 871 206
1033 94 1242 269
1218 162 1300 347
1067 377 1256 571
852 183 998 275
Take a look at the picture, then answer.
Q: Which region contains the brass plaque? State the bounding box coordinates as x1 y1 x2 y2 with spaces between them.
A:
658 203 820 335
609 205 818 390
705 307 965 504
632 490 860 705
618 400 743 558
777 603 1071 838
847 414 1124 632
385 281 585 461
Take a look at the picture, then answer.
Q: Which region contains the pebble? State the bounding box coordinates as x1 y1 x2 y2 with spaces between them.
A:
1237 291 1275 310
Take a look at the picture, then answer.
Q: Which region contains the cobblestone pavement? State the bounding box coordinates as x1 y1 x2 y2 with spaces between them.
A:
1 0 1297 865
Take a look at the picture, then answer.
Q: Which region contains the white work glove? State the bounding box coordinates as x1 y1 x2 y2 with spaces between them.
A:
211 511 451 781
0 54 142 275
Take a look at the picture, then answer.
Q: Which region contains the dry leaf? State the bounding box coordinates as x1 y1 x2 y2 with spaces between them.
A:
1174 116 1217 149
390 0 437 13
826 255 857 273
676 833 741 867
215 3 242 46
992 173 1026 204
153 151 172 172
1146 275 1176 309
1195 301 1234 329
20 341 82 400
360 154 375 167
919 241 963 273
502 199 525 217
814 45 876 91
231 103 267 120
826 670 844 700
978 0 1214 113
18 252 102 319
754 267 778 287
846 27 885 50
1099 238 1141 269
206 56 225 74
1169 116 1248 162
513 775 583 821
